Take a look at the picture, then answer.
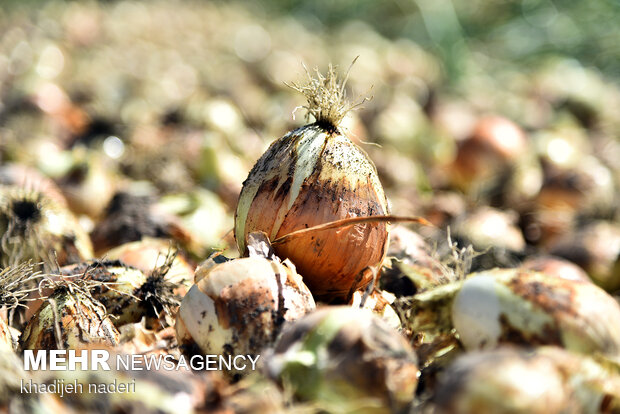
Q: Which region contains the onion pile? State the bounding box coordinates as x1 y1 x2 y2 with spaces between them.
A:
3 2 620 413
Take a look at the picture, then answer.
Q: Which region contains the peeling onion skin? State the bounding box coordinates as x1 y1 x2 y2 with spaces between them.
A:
350 289 401 330
451 269 620 359
175 257 315 375
433 347 620 414
265 306 419 414
235 123 389 301
19 288 120 350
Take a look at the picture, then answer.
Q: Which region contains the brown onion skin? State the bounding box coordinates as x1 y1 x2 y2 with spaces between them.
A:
236 124 389 301
469 116 528 160
450 116 527 193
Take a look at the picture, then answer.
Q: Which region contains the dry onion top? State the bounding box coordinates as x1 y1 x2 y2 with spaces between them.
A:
287 57 369 130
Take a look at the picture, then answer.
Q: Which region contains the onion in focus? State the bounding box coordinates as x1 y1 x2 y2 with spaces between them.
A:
235 62 389 301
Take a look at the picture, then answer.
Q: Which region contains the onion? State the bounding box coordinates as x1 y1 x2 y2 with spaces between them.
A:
452 207 525 253
550 220 620 291
56 149 116 219
521 255 591 283
20 285 120 350
104 238 195 292
234 61 389 301
0 186 93 269
448 269 620 357
0 163 67 207
175 256 315 375
433 346 620 413
406 268 620 362
449 115 528 194
59 259 182 329
265 306 419 413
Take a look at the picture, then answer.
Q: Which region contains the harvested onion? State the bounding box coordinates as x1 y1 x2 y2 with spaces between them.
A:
412 268 620 358
433 346 620 414
104 238 195 293
265 306 419 413
234 62 389 301
521 255 591 283
59 258 182 329
0 186 93 269
449 115 528 194
175 255 315 375
20 285 120 350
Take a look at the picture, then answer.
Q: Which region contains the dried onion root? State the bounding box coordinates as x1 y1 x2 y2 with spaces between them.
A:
19 277 120 350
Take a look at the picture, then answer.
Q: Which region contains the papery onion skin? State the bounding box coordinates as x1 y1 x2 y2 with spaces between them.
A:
0 318 13 352
175 256 315 375
235 123 389 301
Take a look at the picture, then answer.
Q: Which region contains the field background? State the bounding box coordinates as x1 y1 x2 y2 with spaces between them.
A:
1 0 619 275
